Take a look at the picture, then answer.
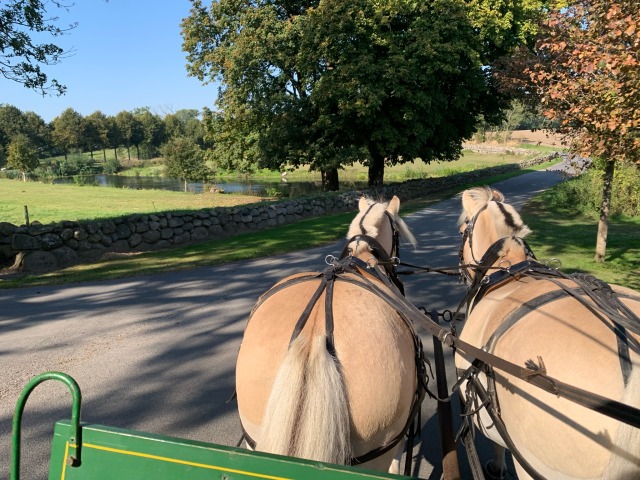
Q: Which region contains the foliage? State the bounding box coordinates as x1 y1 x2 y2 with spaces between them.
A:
0 0 76 95
115 110 144 160
164 109 206 146
541 161 640 217
162 136 211 191
7 133 39 181
133 107 167 159
182 0 548 188
0 104 52 164
526 1 640 163
51 108 84 157
496 0 640 260
54 154 98 177
525 0 639 261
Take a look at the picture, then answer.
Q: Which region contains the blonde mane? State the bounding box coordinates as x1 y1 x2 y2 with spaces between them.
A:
459 186 531 239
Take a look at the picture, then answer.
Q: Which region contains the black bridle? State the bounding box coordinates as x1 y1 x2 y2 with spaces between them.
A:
340 210 404 294
458 203 536 291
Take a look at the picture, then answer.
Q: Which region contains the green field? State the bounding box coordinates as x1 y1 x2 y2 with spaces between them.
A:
2 156 638 292
1 148 549 226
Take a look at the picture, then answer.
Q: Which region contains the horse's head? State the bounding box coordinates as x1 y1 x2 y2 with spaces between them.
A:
458 187 532 282
346 195 416 260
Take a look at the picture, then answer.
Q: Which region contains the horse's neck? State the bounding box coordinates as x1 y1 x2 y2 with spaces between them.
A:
488 236 529 269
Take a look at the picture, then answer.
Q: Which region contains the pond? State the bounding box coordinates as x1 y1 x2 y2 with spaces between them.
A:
52 174 369 197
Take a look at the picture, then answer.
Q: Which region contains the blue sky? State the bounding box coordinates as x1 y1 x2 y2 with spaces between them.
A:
4 0 218 122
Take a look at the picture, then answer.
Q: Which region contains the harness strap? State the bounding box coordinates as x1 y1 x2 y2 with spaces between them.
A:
465 376 545 480
241 255 427 467
357 269 640 429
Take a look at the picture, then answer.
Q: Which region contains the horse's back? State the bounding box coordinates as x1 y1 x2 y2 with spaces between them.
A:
457 277 640 479
236 271 417 465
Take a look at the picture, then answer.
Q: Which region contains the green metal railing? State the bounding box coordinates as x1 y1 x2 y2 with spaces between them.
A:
11 371 82 480
11 372 407 480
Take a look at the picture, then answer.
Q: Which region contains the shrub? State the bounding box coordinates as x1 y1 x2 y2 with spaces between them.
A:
542 160 640 217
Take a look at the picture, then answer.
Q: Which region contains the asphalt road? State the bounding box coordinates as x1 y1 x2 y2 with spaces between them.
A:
0 168 566 480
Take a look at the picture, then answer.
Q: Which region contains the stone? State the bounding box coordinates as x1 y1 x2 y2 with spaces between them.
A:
18 250 58 272
40 233 63 251
50 246 78 268
11 233 40 250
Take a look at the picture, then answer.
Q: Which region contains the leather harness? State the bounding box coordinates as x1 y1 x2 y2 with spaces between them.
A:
454 204 640 479
239 213 428 474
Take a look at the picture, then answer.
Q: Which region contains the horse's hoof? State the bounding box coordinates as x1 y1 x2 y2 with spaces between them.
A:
484 459 507 480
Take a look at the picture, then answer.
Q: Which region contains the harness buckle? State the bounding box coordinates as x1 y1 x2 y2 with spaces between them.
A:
546 258 562 269
325 255 339 266
498 259 512 271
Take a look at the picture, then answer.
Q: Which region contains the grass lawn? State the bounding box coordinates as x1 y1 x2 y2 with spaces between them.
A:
0 180 267 225
523 200 640 290
11 161 636 292
1 146 552 226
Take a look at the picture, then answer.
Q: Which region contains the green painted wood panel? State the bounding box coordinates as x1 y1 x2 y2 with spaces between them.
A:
49 420 408 480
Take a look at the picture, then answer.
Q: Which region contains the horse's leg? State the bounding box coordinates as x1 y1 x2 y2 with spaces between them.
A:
485 443 507 480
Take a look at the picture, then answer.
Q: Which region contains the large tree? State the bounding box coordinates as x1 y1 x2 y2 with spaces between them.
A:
162 136 210 192
115 110 144 161
85 111 111 161
51 108 84 160
519 0 639 262
0 0 77 95
0 104 51 165
182 0 547 189
7 133 39 181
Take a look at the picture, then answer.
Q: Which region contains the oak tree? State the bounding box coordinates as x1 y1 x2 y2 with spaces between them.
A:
182 0 546 189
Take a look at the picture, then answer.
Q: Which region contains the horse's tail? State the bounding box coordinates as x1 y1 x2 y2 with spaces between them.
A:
602 364 640 479
256 334 352 464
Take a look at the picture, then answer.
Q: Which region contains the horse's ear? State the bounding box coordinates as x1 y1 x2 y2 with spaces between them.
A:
386 195 401 216
461 190 477 217
358 196 369 212
491 190 505 202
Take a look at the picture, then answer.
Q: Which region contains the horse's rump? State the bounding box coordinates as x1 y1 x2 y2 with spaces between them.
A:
458 275 640 478
236 270 418 466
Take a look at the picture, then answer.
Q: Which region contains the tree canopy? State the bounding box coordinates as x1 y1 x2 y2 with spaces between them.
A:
182 0 548 189
507 0 639 261
0 0 77 95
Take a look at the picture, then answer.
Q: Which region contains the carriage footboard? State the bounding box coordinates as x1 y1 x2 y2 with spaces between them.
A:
48 420 410 480
12 371 408 480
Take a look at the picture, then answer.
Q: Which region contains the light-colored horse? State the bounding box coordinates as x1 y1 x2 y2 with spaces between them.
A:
235 195 423 473
455 186 640 480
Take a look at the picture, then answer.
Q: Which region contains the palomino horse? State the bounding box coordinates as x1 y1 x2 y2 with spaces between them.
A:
455 186 640 480
235 196 426 474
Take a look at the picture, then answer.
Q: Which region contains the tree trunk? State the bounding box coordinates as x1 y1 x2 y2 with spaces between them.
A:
368 151 385 188
114 148 118 160
135 145 140 159
127 146 131 161
184 178 188 192
321 167 339 191
103 149 107 162
594 160 615 262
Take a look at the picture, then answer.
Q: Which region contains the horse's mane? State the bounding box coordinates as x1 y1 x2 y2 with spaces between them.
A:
346 196 416 255
459 186 531 239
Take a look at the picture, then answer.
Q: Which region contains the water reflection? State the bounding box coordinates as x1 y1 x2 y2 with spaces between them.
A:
52 174 369 197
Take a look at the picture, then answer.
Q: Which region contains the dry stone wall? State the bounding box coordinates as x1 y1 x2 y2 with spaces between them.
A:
0 155 558 273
